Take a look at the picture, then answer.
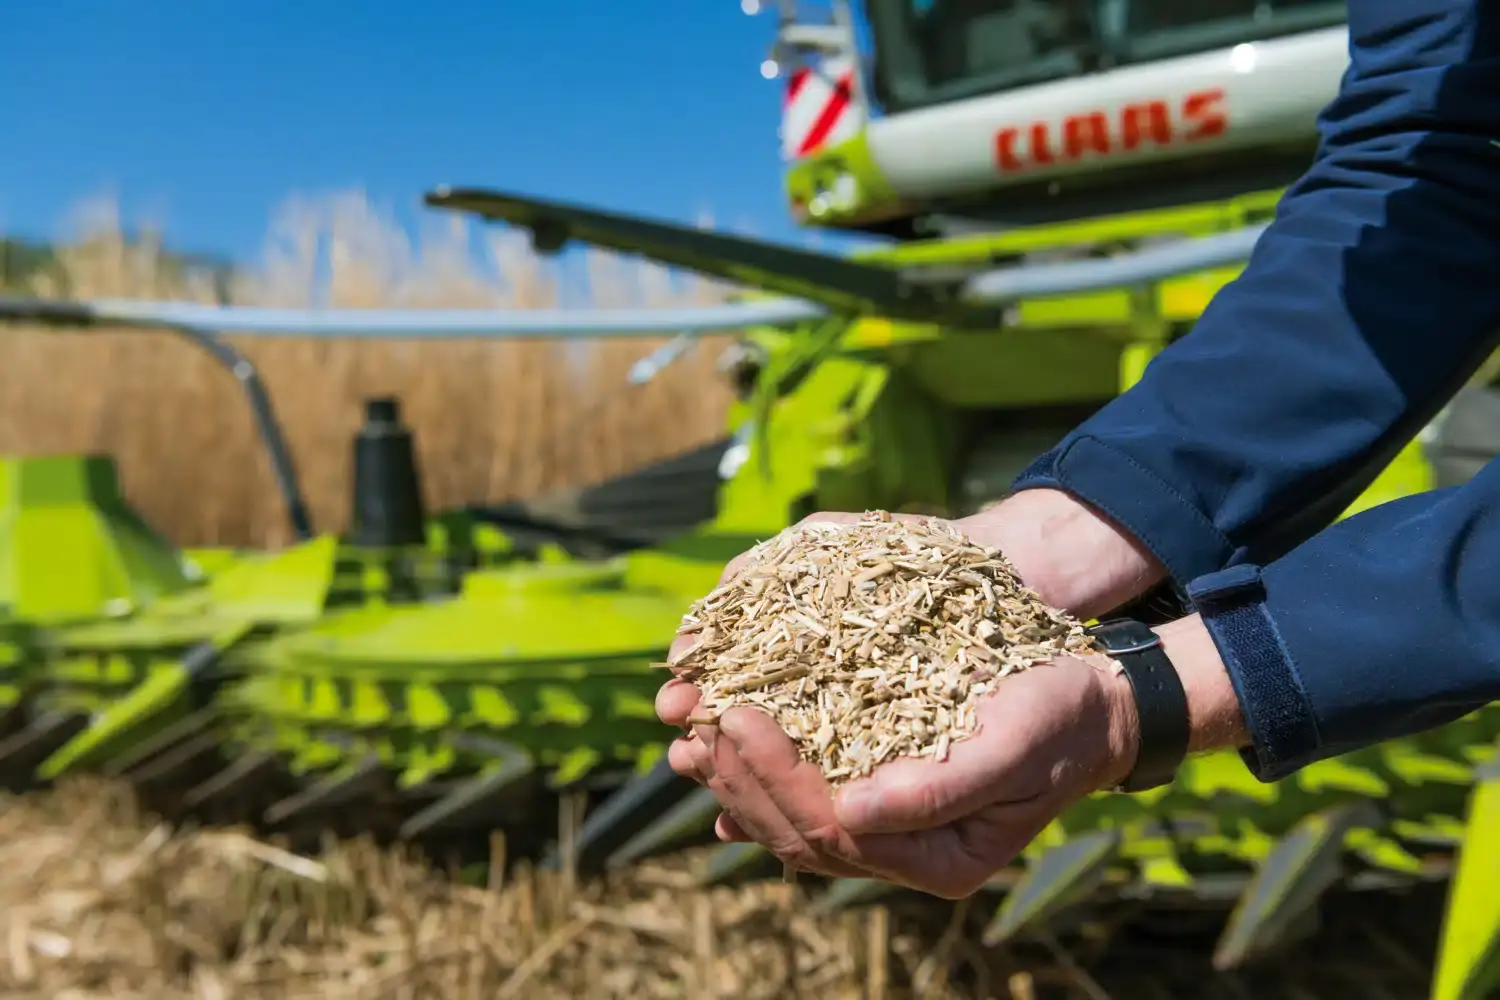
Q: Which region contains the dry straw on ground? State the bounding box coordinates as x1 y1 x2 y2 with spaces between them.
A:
669 512 1100 784
0 192 735 548
0 779 1449 1000
0 779 987 1000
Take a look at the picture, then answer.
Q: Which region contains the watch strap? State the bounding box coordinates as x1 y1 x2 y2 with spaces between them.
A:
1086 618 1190 793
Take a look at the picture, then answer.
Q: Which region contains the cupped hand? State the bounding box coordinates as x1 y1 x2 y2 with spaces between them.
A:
652 489 1162 894
656 489 1161 770
696 652 1138 898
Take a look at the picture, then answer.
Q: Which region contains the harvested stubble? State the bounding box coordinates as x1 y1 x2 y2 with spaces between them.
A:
670 511 1100 785
0 779 1449 1000
0 779 992 1000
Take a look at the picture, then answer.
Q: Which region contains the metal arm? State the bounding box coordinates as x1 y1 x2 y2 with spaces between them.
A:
0 296 313 541
0 222 1267 343
0 215 1268 542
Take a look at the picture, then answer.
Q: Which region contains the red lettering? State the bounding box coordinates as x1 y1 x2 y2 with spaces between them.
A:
993 89 1228 175
1063 112 1112 158
1120 101 1173 150
1181 88 1228 140
1028 122 1055 165
995 127 1024 171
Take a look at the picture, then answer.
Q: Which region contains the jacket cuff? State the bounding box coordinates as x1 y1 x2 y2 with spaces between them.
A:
1011 436 1237 585
1187 565 1321 782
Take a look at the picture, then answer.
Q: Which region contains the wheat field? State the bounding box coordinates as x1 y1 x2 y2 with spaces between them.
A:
0 190 737 548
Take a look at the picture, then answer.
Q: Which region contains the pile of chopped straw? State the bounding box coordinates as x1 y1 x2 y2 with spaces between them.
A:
669 512 1099 784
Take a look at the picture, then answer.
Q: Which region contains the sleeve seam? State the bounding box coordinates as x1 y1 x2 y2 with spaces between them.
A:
1054 435 1237 584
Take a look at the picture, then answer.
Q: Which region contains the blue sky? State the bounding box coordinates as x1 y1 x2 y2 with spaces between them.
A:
0 1 846 266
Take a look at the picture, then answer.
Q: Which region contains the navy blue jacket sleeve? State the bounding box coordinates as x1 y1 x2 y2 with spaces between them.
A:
1008 2 1500 778
1190 465 1500 780
1013 1 1500 584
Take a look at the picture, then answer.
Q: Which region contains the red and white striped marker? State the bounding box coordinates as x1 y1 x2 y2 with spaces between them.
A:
780 56 859 160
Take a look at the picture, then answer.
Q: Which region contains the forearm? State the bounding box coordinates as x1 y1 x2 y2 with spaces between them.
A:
964 488 1167 621
1154 615 1248 756
1097 613 1248 790
1014 1 1500 586
1187 462 1500 780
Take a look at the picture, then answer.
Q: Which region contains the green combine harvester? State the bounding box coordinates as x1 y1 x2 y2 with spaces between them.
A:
2 0 1500 996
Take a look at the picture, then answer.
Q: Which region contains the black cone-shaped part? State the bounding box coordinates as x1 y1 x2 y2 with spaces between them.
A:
350 397 427 547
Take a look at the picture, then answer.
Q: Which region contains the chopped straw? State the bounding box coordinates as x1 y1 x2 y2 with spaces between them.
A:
668 511 1101 785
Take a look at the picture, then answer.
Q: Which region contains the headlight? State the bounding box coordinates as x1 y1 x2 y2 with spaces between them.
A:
807 168 860 218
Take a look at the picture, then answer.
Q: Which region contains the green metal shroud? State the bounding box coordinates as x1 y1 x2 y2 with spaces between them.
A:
3 188 1497 1000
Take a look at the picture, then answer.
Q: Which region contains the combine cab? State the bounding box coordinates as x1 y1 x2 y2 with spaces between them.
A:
771 0 1346 234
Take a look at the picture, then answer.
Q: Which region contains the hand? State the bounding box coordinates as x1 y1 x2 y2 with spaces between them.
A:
666 615 1247 899
968 488 1167 621
685 651 1139 897
652 488 1180 894
657 488 1164 771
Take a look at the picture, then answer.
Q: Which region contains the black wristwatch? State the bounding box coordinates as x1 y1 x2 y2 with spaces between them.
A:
1086 618 1190 793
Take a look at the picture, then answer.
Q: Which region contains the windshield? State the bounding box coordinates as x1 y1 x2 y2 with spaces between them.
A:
863 0 1347 113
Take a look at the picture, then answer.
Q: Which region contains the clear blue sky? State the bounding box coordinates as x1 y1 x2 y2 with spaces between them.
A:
0 0 837 265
